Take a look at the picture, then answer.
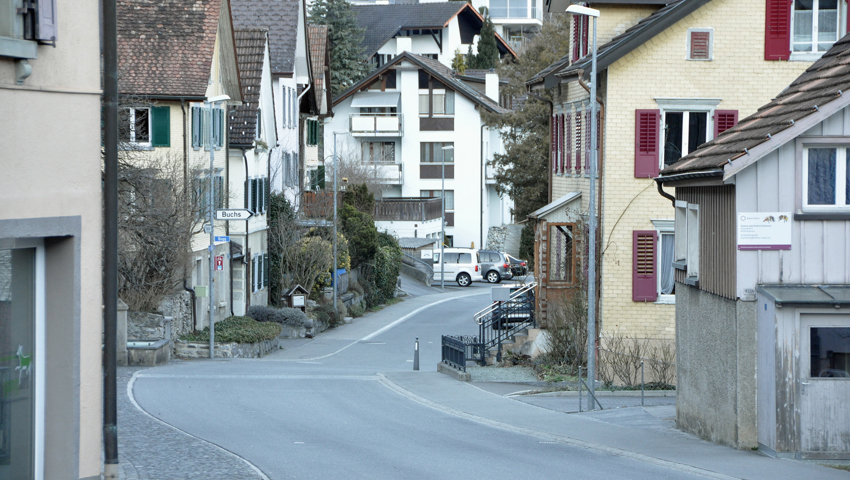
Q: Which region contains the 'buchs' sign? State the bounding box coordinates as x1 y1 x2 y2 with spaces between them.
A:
215 209 253 221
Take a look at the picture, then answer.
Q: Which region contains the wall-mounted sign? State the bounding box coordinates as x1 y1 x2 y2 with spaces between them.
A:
215 255 224 270
421 250 433 259
737 212 791 250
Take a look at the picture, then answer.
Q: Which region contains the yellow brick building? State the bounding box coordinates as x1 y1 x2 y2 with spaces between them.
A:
529 0 823 342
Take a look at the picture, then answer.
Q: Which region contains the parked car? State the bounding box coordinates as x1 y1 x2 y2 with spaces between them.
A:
478 250 513 283
433 248 482 287
506 254 529 277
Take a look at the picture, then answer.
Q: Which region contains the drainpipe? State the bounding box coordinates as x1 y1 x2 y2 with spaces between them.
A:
657 181 676 206
102 0 119 476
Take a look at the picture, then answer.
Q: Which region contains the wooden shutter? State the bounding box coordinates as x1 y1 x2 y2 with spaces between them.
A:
634 109 660 178
572 16 580 62
250 178 257 213
317 165 325 189
551 114 556 172
37 0 58 42
244 179 249 210
689 31 711 60
565 113 572 170
585 107 591 169
557 114 563 174
265 178 270 212
765 0 791 61
633 230 658 302
263 253 269 288
575 109 582 171
151 106 170 147
192 107 201 147
215 175 224 209
581 16 589 58
714 110 738 137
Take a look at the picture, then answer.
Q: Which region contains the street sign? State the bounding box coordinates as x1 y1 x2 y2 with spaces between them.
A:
214 236 231 243
216 209 253 221
215 256 224 271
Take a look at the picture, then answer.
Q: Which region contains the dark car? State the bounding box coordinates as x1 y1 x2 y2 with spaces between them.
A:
506 254 529 277
478 250 513 283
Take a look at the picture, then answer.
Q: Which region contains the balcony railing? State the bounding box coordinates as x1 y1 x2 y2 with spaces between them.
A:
363 162 403 185
374 197 442 222
350 114 403 137
300 191 341 219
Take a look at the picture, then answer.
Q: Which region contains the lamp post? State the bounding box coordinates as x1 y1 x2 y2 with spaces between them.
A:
440 145 454 290
206 94 230 359
566 3 599 411
332 131 347 315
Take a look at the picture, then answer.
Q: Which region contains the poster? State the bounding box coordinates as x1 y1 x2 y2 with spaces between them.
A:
737 212 791 250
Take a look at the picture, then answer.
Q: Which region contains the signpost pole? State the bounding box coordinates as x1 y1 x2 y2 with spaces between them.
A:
208 101 216 359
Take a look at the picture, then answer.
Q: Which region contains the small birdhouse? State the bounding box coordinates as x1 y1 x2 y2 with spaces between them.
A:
283 285 309 312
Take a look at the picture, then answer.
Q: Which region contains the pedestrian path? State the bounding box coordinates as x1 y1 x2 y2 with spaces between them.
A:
117 366 266 480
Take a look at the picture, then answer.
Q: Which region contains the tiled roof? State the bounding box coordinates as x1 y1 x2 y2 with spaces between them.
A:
308 25 329 103
351 2 515 59
231 0 299 75
229 29 266 147
660 34 850 176
527 0 707 87
334 52 509 114
117 0 222 97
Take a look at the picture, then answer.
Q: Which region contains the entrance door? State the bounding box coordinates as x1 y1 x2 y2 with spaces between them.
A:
0 246 44 479
800 314 850 457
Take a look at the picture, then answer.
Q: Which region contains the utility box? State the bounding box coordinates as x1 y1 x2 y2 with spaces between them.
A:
283 285 309 312
193 285 208 298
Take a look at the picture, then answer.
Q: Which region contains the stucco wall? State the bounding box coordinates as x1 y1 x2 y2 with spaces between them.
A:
676 283 757 449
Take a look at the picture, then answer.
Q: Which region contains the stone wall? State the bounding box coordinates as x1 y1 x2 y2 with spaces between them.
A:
127 312 167 340
175 338 281 359
158 291 193 338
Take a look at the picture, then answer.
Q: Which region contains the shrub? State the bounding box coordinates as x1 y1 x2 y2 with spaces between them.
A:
349 300 366 318
348 280 364 296
180 316 282 344
247 305 309 327
317 300 347 326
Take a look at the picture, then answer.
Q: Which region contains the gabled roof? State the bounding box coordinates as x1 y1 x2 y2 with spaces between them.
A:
231 0 299 75
527 192 581 219
659 33 850 181
308 25 333 116
528 0 710 88
333 52 509 114
351 2 516 60
229 29 267 147
117 0 223 97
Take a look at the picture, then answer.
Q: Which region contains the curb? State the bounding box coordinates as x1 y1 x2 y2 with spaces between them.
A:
437 362 471 381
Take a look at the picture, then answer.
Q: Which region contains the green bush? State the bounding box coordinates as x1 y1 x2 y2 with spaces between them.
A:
246 305 309 327
180 316 282 344
339 203 377 267
349 300 365 318
317 300 347 326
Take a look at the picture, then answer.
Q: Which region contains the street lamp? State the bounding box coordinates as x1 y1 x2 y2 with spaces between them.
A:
332 131 348 315
566 3 599 411
205 94 230 359
440 144 454 290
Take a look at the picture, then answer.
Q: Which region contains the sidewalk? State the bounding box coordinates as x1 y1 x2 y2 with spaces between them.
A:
380 371 849 480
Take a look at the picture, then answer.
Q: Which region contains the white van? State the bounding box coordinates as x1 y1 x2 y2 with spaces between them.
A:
433 248 482 286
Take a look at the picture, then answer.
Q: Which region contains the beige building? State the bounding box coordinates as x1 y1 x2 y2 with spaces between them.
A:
0 1 103 478
529 0 819 343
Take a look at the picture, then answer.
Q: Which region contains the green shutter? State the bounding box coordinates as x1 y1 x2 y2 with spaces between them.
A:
264 178 270 212
151 106 170 147
263 253 269 288
317 166 325 189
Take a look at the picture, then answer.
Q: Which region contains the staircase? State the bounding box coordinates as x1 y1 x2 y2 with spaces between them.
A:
441 282 537 370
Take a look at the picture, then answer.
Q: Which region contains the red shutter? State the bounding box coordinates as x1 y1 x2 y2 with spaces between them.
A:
575 109 582 171
559 114 565 174
582 16 589 58
572 16 580 62
635 109 660 178
565 113 572 170
689 31 711 59
551 114 556 172
714 110 739 137
765 0 791 61
585 108 591 169
633 230 658 302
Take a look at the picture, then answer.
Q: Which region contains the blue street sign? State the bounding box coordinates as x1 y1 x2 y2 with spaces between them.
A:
215 236 231 243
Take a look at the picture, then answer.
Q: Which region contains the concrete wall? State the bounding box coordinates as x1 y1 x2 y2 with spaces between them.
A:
0 2 103 476
676 283 757 449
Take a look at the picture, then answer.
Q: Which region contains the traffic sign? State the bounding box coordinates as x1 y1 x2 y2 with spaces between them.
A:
214 236 231 243
215 209 253 221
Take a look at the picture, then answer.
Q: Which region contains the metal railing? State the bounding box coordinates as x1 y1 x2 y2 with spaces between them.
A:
441 335 481 373
374 197 442 222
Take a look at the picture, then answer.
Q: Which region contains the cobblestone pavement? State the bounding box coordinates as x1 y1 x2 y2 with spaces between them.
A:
117 366 266 480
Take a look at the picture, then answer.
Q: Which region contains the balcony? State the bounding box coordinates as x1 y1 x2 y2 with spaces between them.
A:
300 191 341 221
486 164 498 184
350 114 403 137
374 197 442 222
360 162 404 185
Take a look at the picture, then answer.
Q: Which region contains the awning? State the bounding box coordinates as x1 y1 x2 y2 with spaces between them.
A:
758 285 850 307
350 92 400 108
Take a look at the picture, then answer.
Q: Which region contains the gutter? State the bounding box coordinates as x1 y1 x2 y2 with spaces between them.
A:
655 169 724 183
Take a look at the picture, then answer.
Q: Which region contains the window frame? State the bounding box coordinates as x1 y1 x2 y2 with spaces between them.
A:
686 204 700 279
546 222 577 285
801 145 850 211
420 189 454 211
420 142 454 164
126 107 152 146
652 219 676 304
790 0 842 57
655 98 722 170
686 28 714 61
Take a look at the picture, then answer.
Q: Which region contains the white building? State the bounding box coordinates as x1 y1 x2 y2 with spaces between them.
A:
228 29 278 313
471 0 543 51
324 47 513 249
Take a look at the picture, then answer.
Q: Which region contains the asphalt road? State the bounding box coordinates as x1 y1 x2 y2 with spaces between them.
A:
129 288 709 480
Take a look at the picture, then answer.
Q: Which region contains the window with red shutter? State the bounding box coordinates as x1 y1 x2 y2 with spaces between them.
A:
635 109 660 178
572 16 580 62
714 110 738 137
551 114 556 172
633 230 658 302
688 29 712 60
575 109 582 171
585 107 591 169
581 16 589 58
765 0 791 60
565 113 573 171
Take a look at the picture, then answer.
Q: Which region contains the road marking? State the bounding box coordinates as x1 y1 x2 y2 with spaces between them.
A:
376 374 738 480
269 290 488 362
135 373 379 381
127 371 271 480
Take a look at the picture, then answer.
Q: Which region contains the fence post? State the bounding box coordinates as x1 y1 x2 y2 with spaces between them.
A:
578 366 583 413
414 337 419 371
641 360 645 406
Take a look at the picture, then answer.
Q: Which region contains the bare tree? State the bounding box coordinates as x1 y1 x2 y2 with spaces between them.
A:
325 137 394 199
287 236 333 294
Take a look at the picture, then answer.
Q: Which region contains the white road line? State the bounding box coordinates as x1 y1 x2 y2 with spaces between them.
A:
376 374 738 480
135 373 379 381
127 371 271 480
270 290 488 362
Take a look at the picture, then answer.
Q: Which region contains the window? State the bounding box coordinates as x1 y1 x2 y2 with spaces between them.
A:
192 106 224 149
0 0 56 59
548 223 575 283
362 142 395 164
420 142 454 163
247 177 268 214
652 219 675 303
792 0 839 54
282 151 299 188
687 204 700 278
309 166 326 191
419 90 455 116
306 119 319 146
809 327 850 378
124 108 150 145
672 200 699 281
663 111 708 167
803 147 850 209
420 190 454 210
687 28 713 60
256 109 262 140
195 171 224 218
572 13 590 62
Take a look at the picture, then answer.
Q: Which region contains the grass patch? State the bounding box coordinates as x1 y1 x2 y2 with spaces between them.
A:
820 463 850 472
180 316 282 344
367 297 403 312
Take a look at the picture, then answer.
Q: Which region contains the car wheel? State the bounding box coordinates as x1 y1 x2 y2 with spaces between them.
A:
457 273 472 287
486 271 501 283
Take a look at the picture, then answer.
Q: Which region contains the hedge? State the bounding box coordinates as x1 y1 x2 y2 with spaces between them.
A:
180 316 282 344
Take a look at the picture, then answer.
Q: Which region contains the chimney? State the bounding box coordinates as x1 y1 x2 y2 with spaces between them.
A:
485 71 498 102
396 37 412 55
